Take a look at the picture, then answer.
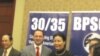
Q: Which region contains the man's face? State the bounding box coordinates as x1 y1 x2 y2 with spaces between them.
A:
2 35 12 49
33 31 44 46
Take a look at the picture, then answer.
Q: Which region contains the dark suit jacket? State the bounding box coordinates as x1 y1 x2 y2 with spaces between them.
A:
0 47 20 56
93 44 100 56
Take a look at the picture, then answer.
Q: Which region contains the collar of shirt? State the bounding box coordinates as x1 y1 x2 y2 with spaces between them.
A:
34 42 43 55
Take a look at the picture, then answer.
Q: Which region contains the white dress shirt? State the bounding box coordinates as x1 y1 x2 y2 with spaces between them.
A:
34 43 42 56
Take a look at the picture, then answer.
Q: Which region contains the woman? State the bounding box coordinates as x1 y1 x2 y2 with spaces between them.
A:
49 32 73 56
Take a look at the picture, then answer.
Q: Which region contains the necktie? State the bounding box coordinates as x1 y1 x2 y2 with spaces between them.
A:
4 49 7 56
36 47 39 56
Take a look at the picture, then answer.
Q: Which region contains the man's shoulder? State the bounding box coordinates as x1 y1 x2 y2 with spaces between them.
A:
22 45 34 50
11 48 20 53
43 45 50 49
0 47 3 53
42 45 52 51
0 47 3 50
10 47 21 56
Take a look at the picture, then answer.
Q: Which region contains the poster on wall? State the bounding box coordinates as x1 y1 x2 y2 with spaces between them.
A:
27 11 69 49
70 11 100 56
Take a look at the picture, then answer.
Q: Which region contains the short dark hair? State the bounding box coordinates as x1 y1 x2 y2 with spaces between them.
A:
32 29 44 36
2 34 13 41
85 38 100 46
53 32 66 42
90 38 100 43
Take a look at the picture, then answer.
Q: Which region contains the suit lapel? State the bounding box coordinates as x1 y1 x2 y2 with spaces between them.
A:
9 48 13 56
41 46 45 56
30 45 35 56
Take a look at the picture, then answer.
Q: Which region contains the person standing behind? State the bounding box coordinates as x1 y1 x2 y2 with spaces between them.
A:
88 43 100 56
93 43 100 56
88 38 100 56
0 34 21 56
49 32 73 56
21 29 51 56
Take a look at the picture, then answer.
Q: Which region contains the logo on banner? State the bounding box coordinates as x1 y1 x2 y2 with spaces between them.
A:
70 11 100 56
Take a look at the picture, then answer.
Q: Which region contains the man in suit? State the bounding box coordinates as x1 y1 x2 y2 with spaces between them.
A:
0 34 20 56
21 29 52 56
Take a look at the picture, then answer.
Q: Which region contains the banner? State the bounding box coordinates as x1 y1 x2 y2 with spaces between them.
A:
27 11 69 49
70 11 100 56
